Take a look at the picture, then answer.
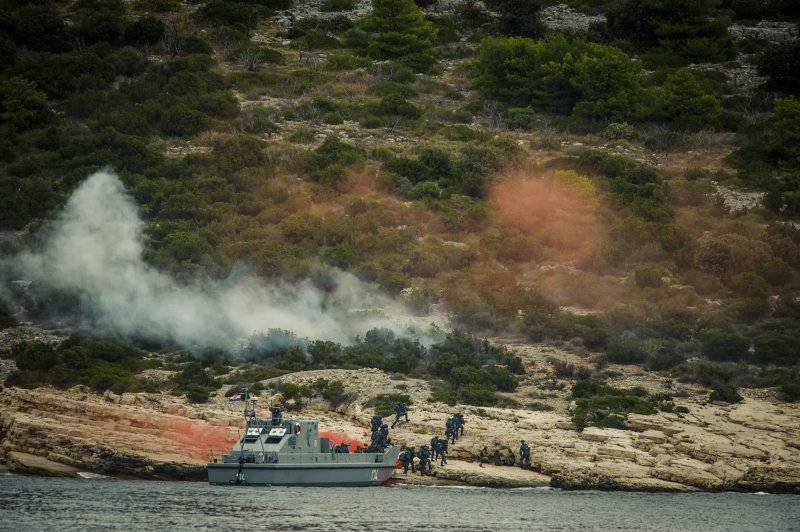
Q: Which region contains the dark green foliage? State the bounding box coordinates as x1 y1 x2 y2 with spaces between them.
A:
777 366 800 401
576 150 671 223
124 16 165 45
700 328 749 362
426 333 518 406
473 35 645 122
661 68 722 131
363 0 437 63
185 385 212 403
570 379 667 431
340 332 426 374
9 4 71 53
709 384 743 403
0 302 17 331
172 360 221 402
483 0 544 38
321 0 356 11
766 97 800 168
758 41 800 94
607 0 733 64
13 342 59 372
308 135 365 184
196 1 260 29
7 334 149 394
605 335 649 364
0 77 50 131
244 329 307 362
312 378 350 407
12 51 115 99
159 104 207 137
73 1 126 46
377 94 420 118
365 392 412 416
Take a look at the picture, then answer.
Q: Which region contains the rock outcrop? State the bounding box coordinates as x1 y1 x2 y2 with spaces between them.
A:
1 367 799 492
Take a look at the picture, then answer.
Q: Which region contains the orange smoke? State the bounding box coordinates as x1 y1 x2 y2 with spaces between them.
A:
166 419 240 460
320 430 365 452
488 169 605 254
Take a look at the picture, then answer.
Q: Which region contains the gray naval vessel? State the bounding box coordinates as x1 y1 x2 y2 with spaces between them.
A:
208 390 401 486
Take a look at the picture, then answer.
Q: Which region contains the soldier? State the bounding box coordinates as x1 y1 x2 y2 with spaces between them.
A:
519 440 531 469
479 446 489 463
406 446 416 474
437 437 448 466
417 445 431 476
339 442 350 454
445 418 455 444
493 447 501 466
391 402 409 428
430 436 440 461
455 413 465 436
370 414 383 433
399 448 412 474
504 451 516 467
380 423 389 439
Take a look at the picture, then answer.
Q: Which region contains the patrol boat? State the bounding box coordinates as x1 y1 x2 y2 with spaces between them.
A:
207 390 401 486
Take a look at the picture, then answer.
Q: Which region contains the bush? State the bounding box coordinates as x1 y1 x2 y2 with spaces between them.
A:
308 135 365 184
365 392 412 416
605 335 649 364
570 379 662 431
709 385 743 404
321 0 356 11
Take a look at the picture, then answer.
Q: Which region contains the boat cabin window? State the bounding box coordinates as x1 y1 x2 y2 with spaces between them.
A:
265 427 287 443
243 426 263 443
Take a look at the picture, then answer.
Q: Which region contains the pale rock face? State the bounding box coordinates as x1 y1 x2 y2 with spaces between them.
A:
1 368 799 492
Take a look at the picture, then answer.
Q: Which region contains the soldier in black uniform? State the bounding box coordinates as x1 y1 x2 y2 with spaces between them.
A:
455 413 465 437
430 436 440 461
519 440 531 469
391 402 409 428
406 446 416 473
479 446 489 463
417 445 431 476
445 417 456 444
437 437 448 466
399 448 412 473
370 414 383 433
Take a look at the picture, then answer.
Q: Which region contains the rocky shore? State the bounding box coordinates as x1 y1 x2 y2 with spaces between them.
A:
1 367 799 492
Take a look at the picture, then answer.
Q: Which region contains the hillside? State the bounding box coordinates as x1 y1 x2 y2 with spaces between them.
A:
0 0 799 488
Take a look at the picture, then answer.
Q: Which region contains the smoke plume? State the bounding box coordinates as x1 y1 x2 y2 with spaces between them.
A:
3 170 424 350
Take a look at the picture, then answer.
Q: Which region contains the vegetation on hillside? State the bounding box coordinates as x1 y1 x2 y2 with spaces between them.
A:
1 0 799 406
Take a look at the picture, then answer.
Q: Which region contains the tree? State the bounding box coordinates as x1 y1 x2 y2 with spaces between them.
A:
483 0 544 38
766 97 800 168
363 0 436 61
607 0 733 64
0 76 50 131
12 4 71 53
473 35 645 121
759 41 800 94
125 15 166 45
661 68 722 131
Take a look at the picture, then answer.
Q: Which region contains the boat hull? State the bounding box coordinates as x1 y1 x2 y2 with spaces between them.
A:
207 461 397 486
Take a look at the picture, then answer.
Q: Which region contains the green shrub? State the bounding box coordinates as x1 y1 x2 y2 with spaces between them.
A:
13 342 58 371
287 126 316 143
324 54 372 71
321 0 356 11
605 335 649 364
308 135 365 184
365 392 412 416
709 385 743 403
570 379 661 431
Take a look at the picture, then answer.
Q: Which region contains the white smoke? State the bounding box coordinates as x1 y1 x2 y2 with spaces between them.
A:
4 170 431 349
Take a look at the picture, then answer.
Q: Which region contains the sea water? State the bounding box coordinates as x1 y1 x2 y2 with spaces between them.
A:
0 475 797 531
